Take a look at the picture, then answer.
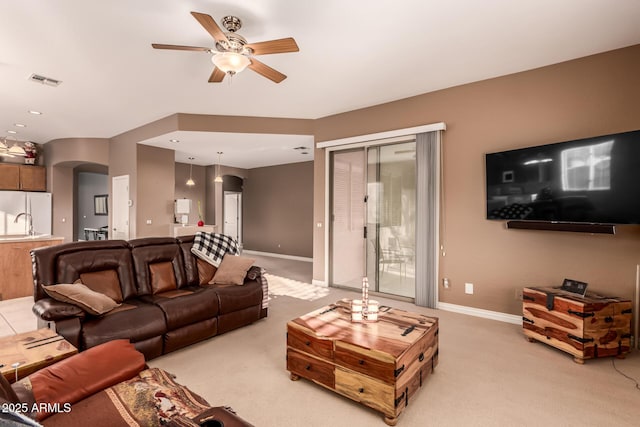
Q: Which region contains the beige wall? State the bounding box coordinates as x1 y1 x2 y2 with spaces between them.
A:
244 161 314 257
44 138 109 242
175 162 207 224
39 45 640 317
136 144 175 237
313 44 640 314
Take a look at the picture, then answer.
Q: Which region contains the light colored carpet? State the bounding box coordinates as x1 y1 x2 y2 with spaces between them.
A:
149 286 640 427
266 273 330 301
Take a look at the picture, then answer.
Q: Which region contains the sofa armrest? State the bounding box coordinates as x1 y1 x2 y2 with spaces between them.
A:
32 298 86 322
26 339 146 421
245 265 263 282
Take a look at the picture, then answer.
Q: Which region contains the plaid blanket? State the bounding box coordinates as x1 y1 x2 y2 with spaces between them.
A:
191 232 238 267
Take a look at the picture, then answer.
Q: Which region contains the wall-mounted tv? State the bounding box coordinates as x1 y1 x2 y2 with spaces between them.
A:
485 129 640 225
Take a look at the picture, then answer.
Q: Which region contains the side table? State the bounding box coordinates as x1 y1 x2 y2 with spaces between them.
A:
0 329 77 383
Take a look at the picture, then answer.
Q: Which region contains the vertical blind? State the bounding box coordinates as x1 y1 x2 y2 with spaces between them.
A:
415 131 441 308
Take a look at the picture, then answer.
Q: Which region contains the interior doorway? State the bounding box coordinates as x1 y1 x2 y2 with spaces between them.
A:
111 175 130 240
224 191 242 246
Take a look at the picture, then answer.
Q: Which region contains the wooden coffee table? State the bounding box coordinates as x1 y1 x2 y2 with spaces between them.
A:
0 329 77 383
286 299 438 425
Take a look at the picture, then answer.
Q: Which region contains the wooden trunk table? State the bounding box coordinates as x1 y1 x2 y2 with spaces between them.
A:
0 329 77 383
523 287 632 364
286 299 439 426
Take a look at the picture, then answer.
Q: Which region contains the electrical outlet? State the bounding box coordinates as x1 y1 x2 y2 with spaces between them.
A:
515 289 523 300
443 278 450 289
146 219 152 225
465 282 474 295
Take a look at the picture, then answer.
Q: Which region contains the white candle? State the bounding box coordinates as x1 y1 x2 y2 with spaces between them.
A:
352 299 363 322
366 300 379 322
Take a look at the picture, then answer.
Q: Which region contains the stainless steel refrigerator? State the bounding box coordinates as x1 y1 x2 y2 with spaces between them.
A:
0 191 52 236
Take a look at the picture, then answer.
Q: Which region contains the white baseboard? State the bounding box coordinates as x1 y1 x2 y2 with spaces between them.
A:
242 250 313 263
312 280 328 287
437 302 522 325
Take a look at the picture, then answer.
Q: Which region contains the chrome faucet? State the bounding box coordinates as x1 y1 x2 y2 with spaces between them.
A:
15 212 35 236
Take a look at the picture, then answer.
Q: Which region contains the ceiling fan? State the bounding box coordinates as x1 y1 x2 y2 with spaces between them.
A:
152 11 299 83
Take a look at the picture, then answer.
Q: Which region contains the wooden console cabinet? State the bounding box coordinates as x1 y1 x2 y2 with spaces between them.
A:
0 164 46 191
287 299 438 426
523 287 632 363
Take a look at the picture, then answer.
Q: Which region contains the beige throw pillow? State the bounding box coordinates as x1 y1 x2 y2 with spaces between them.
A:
43 283 121 315
210 254 255 285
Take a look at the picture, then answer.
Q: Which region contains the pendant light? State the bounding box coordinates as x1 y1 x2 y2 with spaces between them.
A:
214 152 223 183
0 138 13 157
186 157 195 186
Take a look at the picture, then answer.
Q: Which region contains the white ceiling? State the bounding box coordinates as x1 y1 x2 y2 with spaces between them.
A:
1 0 640 167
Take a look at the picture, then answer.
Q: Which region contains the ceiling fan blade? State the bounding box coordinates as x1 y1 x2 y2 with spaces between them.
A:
248 58 287 83
191 11 229 44
152 43 210 52
208 67 226 83
246 37 299 55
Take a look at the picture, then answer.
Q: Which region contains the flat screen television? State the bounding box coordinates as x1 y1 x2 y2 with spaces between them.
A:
485 129 640 225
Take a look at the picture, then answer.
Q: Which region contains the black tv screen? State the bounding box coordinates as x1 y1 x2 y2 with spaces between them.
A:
485 129 640 225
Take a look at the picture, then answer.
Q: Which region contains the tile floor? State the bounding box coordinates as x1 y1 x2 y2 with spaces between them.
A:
0 296 37 338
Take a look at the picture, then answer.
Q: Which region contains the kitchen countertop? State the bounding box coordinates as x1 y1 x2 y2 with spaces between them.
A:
0 235 64 243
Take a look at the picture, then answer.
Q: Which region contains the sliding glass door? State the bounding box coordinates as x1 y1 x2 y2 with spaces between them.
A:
331 140 416 298
330 149 366 289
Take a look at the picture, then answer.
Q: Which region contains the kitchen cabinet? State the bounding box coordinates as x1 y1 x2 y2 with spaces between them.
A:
0 164 46 191
0 236 64 300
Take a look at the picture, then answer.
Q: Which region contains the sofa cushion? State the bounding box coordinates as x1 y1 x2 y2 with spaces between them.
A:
27 339 145 421
212 278 263 314
81 301 166 350
196 257 217 285
79 269 124 303
130 238 187 295
141 286 219 330
211 255 255 285
149 261 177 294
42 283 120 315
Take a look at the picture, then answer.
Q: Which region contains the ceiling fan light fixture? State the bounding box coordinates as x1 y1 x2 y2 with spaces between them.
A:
0 138 12 157
212 52 250 74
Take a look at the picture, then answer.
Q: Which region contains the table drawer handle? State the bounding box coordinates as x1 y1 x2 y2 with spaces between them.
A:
305 365 311 370
305 341 311 346
418 352 425 362
359 388 364 393
358 360 365 365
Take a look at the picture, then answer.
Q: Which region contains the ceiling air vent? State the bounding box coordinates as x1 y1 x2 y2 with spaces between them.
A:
28 73 62 87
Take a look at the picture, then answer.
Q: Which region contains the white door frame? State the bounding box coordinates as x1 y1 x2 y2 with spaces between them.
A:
321 122 446 289
223 191 242 245
111 175 130 240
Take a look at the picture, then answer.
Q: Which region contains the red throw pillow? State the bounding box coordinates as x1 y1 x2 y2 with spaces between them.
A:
29 339 145 420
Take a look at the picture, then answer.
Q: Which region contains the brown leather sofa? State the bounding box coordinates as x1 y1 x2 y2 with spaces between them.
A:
31 235 267 360
0 340 254 426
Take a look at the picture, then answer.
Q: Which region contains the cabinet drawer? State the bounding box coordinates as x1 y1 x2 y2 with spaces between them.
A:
287 348 334 389
335 342 395 383
335 367 395 417
287 325 334 359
